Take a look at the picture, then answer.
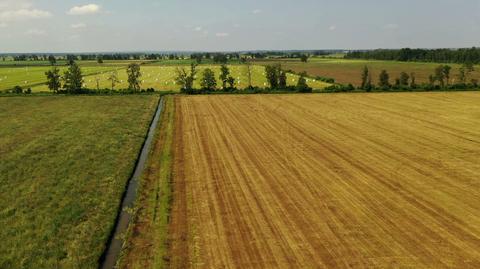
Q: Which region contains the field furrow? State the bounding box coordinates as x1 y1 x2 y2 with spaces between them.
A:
169 93 480 268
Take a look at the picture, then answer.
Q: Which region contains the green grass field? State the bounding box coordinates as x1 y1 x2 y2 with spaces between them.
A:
0 65 127 92
0 63 330 92
255 57 480 86
0 95 159 268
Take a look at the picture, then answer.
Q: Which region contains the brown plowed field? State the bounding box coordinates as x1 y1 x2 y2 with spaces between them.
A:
169 92 480 268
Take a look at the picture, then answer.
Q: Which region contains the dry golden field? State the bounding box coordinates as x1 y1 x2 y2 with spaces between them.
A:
169 92 480 268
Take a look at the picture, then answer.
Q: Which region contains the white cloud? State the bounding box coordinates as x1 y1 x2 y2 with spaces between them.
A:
67 4 101 15
329 25 336 31
0 22 7 28
71 23 87 29
384 23 399 30
194 26 202 31
216 32 229 37
252 9 262 14
0 8 52 22
25 29 46 36
0 0 32 9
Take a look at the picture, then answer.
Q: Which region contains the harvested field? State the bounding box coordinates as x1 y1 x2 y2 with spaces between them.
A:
255 58 480 86
170 92 480 268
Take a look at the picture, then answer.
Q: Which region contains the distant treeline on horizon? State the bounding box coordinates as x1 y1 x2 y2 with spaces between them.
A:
2 48 480 64
345 47 480 64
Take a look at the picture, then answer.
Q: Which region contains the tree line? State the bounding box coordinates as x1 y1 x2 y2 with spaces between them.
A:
345 48 480 64
174 63 311 94
326 63 478 92
42 61 151 94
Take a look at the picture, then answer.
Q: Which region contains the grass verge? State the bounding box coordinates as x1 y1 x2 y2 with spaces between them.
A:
118 95 175 269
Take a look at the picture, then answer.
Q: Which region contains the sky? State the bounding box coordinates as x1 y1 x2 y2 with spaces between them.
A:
1 0 480 53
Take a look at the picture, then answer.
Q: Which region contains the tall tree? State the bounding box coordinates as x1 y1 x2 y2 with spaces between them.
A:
458 63 475 84
219 64 230 89
434 65 446 87
300 54 309 63
246 62 253 88
399 72 410 86
107 71 120 91
227 76 236 89
442 65 451 86
127 63 142 92
48 55 56 66
45 67 61 93
200 68 217 90
378 70 390 88
279 71 287 88
410 72 417 88
296 72 311 92
361 66 370 89
175 63 197 92
458 66 467 84
265 64 282 89
63 62 83 93
265 65 279 89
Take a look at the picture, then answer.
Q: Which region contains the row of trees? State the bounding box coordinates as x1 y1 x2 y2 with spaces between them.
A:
336 63 478 92
346 48 480 64
174 63 311 94
44 62 145 94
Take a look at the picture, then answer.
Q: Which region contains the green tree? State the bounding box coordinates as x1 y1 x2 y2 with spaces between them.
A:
107 71 120 91
399 72 410 86
361 66 370 89
246 62 253 88
296 72 312 92
378 70 390 89
45 67 62 93
300 54 309 63
127 63 142 92
279 71 287 88
219 64 230 89
13 85 23 94
442 65 451 86
458 63 475 84
410 72 417 88
175 63 197 92
457 66 466 84
200 68 217 90
63 62 83 93
434 65 445 87
265 64 282 89
48 55 56 66
227 76 236 89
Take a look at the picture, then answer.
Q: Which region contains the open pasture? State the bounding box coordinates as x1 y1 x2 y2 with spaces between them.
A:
256 58 480 86
0 65 125 92
170 92 480 268
0 95 159 268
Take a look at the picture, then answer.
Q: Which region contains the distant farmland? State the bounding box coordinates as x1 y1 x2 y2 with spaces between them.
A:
169 93 480 268
256 58 480 86
0 95 158 268
0 62 330 92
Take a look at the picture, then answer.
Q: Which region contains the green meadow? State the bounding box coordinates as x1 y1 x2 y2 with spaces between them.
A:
0 61 331 92
0 95 159 268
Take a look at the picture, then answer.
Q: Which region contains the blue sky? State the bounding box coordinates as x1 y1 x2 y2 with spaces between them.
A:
1 0 480 52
